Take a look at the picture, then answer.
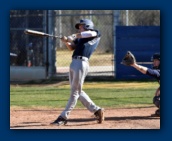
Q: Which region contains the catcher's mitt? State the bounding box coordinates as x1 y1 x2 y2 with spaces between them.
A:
122 51 136 66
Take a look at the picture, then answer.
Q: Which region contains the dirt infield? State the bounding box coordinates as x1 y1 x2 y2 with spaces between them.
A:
10 107 160 129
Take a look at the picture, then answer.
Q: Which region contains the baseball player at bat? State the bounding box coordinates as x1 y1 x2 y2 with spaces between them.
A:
50 19 104 126
122 51 160 117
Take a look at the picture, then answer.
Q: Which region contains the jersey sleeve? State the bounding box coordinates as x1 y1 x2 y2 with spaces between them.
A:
146 68 160 80
81 31 97 38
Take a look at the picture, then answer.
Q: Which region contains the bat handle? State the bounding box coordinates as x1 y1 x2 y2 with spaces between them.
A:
55 35 63 39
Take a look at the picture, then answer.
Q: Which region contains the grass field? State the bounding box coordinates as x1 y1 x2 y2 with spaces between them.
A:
10 81 158 109
56 50 113 67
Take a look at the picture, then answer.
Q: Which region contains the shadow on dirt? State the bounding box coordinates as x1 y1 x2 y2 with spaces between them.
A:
68 115 159 123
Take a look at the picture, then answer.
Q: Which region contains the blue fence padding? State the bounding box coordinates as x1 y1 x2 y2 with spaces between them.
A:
116 26 160 38
115 26 160 80
116 38 159 51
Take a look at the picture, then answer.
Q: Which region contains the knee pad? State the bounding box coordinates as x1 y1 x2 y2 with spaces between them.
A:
153 96 160 108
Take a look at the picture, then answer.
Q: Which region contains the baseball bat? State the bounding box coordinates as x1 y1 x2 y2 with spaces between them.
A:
24 29 62 39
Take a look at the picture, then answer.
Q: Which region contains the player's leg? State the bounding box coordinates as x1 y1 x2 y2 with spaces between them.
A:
50 60 80 125
79 91 104 123
79 91 100 112
152 95 160 117
77 61 104 123
60 61 81 119
153 95 160 108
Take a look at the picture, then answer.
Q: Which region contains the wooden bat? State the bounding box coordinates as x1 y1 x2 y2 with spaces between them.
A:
24 29 62 39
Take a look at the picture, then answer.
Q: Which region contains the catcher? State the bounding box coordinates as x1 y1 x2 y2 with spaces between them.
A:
122 51 160 117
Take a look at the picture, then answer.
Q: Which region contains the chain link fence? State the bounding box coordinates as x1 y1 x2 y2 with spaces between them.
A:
10 10 46 67
53 10 114 76
120 10 160 26
10 10 160 79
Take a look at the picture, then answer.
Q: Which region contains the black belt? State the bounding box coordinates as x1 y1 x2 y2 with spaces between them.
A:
72 56 88 61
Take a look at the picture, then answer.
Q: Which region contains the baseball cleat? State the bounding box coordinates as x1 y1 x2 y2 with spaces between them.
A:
50 116 67 126
94 108 105 123
151 109 160 117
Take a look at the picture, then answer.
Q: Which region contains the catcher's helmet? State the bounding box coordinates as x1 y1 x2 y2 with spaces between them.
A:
75 19 94 30
151 53 160 69
151 53 160 61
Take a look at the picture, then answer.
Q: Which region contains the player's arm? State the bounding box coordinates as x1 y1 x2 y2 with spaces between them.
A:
68 31 97 41
63 42 76 51
80 31 97 38
122 51 147 74
61 31 97 50
61 36 76 51
131 63 148 74
146 68 160 79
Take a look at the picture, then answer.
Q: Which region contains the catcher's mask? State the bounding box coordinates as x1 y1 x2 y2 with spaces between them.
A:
75 19 94 30
151 53 160 69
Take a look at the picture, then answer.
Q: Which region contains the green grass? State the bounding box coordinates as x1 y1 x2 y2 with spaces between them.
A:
10 81 159 108
56 50 113 67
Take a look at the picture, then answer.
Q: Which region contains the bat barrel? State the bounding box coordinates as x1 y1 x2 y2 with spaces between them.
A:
24 29 47 37
24 29 62 38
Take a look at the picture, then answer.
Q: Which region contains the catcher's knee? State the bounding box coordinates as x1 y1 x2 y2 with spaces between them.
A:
153 96 160 108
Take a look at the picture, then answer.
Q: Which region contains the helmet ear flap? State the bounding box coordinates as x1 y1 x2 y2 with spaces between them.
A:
84 24 90 30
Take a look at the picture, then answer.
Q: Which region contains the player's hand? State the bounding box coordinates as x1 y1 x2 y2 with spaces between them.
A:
61 36 68 43
67 34 77 42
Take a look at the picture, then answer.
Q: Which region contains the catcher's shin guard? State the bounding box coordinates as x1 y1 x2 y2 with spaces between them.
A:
151 109 160 117
153 96 160 108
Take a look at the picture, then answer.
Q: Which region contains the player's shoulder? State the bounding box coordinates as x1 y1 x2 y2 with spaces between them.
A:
92 29 101 37
147 68 160 76
155 69 160 74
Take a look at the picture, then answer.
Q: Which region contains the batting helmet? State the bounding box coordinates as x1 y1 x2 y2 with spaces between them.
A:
75 19 94 30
